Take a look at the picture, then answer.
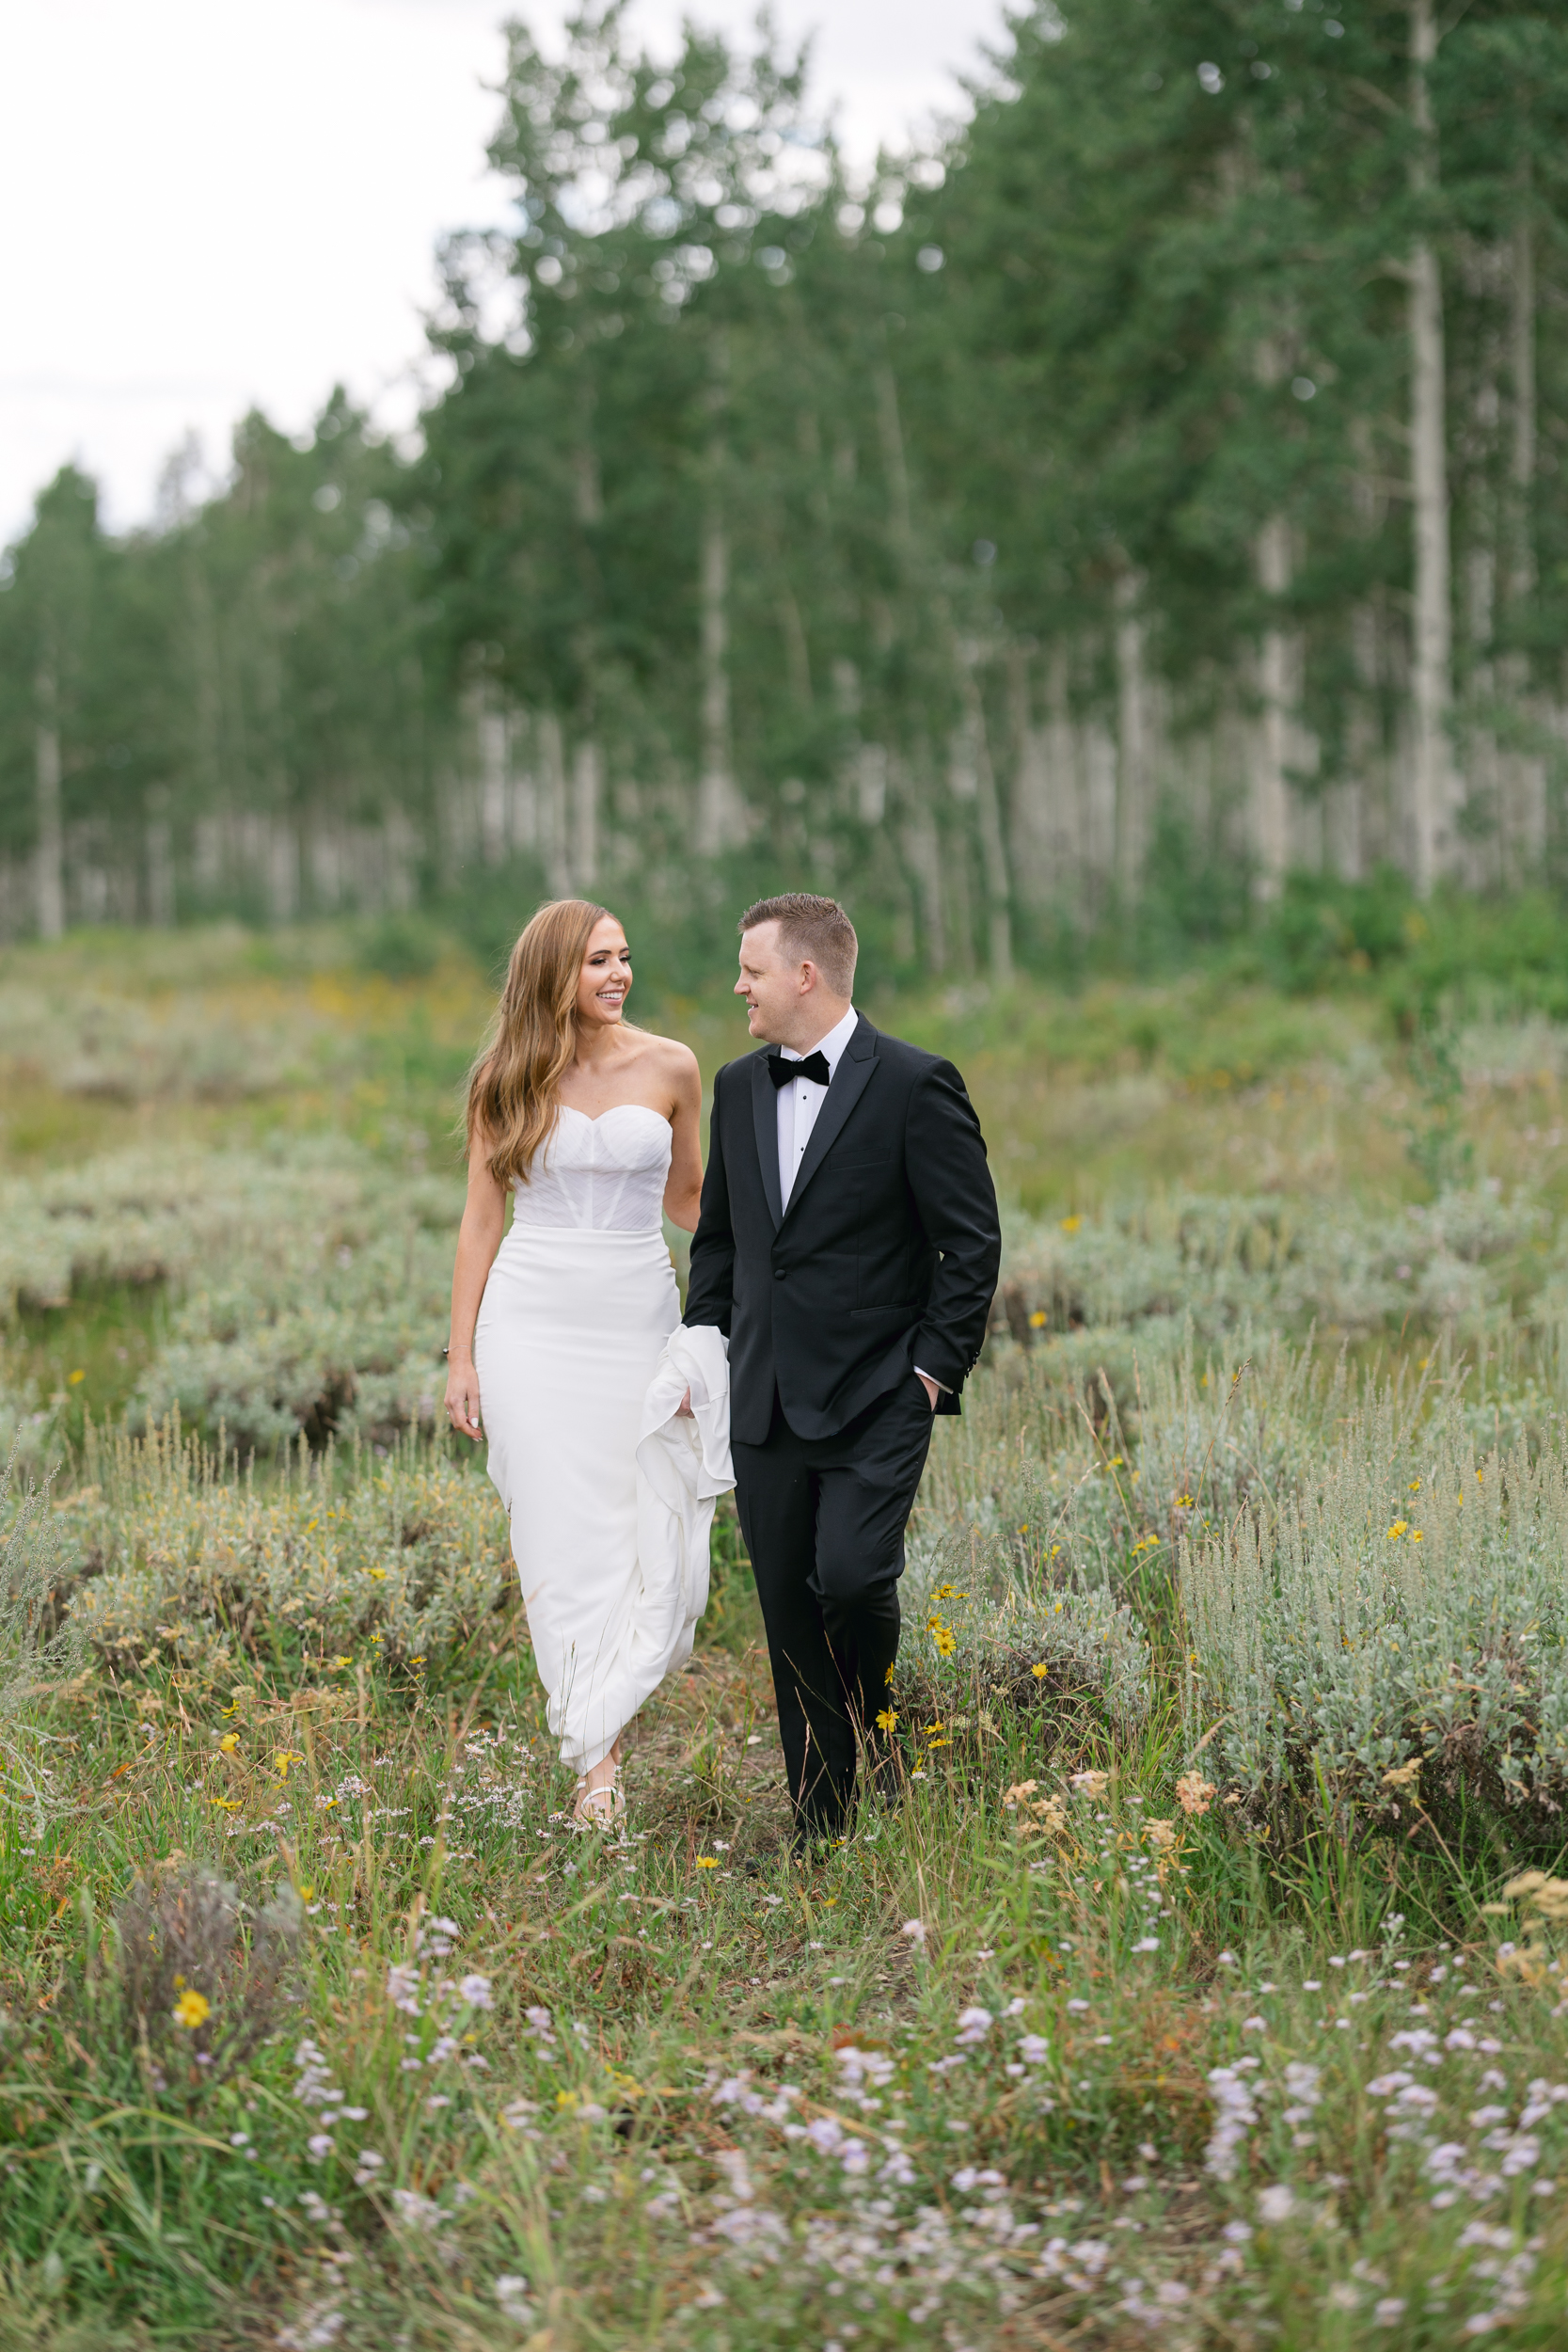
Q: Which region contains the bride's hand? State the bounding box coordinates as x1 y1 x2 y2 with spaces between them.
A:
445 1358 483 1440
675 1386 694 1419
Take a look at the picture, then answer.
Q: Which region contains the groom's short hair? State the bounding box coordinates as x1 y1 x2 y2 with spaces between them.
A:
740 893 858 997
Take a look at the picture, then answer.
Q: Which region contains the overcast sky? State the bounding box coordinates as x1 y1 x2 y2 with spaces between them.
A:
0 0 1006 544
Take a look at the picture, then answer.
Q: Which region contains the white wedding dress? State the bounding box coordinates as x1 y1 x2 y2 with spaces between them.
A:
474 1104 733 1776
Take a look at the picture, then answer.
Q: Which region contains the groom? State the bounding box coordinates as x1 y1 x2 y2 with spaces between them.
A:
684 893 1001 1846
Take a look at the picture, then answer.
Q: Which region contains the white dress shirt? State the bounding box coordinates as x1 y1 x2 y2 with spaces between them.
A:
776 1001 861 1210
774 1003 946 1396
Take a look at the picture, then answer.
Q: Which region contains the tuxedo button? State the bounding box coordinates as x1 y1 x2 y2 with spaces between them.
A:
774 1267 786 1280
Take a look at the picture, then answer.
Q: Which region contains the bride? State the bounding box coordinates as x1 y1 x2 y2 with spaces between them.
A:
443 898 721 1827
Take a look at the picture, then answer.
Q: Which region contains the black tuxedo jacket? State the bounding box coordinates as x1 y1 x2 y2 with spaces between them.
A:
684 1013 1002 1444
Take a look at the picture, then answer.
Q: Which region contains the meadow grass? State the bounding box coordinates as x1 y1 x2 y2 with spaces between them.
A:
7 925 1568 2344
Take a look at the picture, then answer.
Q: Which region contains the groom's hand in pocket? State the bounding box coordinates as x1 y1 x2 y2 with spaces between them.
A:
915 1372 939 1411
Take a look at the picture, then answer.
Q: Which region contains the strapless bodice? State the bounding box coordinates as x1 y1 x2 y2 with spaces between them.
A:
510 1103 673 1233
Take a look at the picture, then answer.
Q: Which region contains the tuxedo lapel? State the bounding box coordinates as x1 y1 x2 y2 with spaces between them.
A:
780 1014 879 1224
750 1053 784 1230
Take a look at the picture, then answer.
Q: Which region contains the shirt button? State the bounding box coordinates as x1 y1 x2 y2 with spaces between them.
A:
775 1267 786 1280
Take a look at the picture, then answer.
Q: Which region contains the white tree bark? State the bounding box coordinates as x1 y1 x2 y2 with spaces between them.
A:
1504 182 1546 869
874 365 912 548
1253 513 1294 898
34 663 64 940
1408 0 1457 895
267 820 298 922
957 646 1013 983
145 803 175 926
572 739 600 887
1511 181 1536 603
538 710 571 898
1114 569 1148 908
1005 641 1053 909
695 333 745 856
902 803 946 974
479 701 509 866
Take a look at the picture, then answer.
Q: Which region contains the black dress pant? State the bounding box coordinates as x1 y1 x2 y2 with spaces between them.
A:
732 1373 936 1839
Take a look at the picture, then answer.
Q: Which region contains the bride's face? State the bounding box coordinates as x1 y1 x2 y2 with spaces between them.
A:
577 916 633 1029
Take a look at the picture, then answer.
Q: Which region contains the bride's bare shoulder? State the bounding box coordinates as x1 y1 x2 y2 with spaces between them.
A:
636 1028 699 1079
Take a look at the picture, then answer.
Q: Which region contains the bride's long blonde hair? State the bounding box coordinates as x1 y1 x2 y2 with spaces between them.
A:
466 898 614 1185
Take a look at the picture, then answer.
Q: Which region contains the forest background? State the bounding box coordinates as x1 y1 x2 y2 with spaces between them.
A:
3 0 1568 997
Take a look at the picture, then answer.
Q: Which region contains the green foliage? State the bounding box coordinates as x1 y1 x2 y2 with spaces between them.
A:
0 1450 79 1836
1183 1377 1568 1841
5 4 1568 976
62 1420 512 1689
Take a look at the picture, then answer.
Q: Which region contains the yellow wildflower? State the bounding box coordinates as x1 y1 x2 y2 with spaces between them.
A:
1031 1661 1050 1678
1060 1215 1082 1233
875 1708 898 1733
272 1751 305 1778
1386 1519 1409 1539
172 1989 211 2030
695 1856 718 1869
68 1369 86 1387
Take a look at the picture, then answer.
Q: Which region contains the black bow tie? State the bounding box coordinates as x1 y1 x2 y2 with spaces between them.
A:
768 1049 832 1089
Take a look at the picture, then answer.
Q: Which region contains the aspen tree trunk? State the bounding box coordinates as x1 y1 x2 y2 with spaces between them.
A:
695 499 734 851
1510 174 1536 608
34 662 65 939
957 648 1013 983
572 739 600 887
268 822 298 921
479 701 509 866
1254 514 1293 898
873 366 912 547
1114 569 1148 912
1044 645 1083 906
1505 178 1545 866
570 419 605 886
695 332 743 856
778 582 813 709
902 804 946 975
145 793 174 925
538 712 571 897
1408 0 1456 895
1006 641 1053 910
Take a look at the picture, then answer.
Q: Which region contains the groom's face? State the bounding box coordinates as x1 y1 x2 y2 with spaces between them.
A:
736 921 809 1045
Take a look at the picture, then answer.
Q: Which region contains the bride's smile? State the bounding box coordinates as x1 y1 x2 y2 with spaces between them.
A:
579 922 634 1025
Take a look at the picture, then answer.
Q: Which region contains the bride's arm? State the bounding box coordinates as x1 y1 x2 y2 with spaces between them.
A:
661 1042 705 1233
445 1138 506 1440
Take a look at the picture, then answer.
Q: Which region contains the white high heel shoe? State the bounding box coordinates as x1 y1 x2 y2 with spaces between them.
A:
572 1771 626 1832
